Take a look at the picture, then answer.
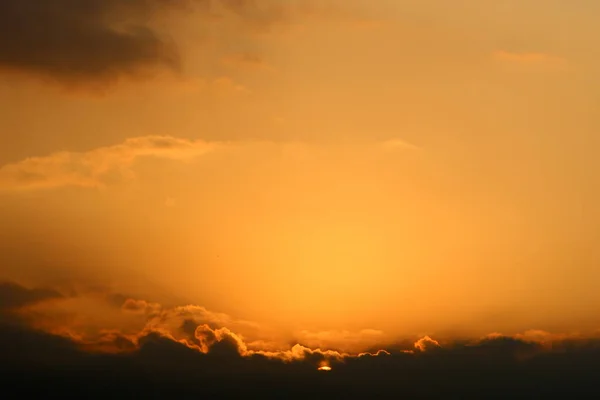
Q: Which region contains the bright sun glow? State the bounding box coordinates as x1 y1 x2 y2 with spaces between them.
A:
318 365 332 371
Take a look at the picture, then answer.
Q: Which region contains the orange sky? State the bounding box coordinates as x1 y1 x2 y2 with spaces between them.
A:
1 0 600 353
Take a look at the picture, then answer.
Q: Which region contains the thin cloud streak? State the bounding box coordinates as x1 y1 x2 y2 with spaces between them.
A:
0 136 219 191
0 135 419 191
492 50 569 70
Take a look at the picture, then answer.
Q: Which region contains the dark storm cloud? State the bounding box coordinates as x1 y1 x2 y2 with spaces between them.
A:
0 0 185 84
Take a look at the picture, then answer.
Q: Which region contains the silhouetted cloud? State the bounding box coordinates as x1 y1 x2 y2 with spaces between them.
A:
0 0 322 87
0 281 63 312
0 0 183 85
77 329 138 353
414 335 441 352
4 281 600 397
2 319 600 398
296 329 385 353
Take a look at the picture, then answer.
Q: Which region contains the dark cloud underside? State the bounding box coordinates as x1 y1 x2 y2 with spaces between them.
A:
2 282 600 397
0 0 183 84
2 322 600 398
0 0 295 85
0 281 62 311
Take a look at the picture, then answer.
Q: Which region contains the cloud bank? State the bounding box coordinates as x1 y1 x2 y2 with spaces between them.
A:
3 281 600 398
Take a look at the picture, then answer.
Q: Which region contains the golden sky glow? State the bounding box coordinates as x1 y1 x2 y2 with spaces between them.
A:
1 0 600 356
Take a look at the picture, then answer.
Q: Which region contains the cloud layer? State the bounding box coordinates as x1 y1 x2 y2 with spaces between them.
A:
3 281 600 398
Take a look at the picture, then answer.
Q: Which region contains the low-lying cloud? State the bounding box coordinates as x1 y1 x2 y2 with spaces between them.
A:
295 329 386 353
3 281 600 397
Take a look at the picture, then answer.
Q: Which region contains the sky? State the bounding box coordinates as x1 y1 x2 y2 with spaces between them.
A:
1 1 600 396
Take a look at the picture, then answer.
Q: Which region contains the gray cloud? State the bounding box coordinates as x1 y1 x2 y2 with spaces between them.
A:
0 0 314 86
0 281 63 312
0 0 186 85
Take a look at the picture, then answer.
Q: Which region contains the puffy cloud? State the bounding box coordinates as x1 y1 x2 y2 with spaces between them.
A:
138 312 383 364
358 349 391 357
0 135 219 191
145 304 260 336
77 329 138 353
1 282 380 364
3 319 600 398
4 282 600 397
414 335 441 352
194 324 252 357
254 343 348 363
121 299 162 316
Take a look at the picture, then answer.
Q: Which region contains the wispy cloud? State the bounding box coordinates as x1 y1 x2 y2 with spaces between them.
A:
0 136 219 191
380 138 419 151
0 135 419 192
220 53 274 71
492 50 569 70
